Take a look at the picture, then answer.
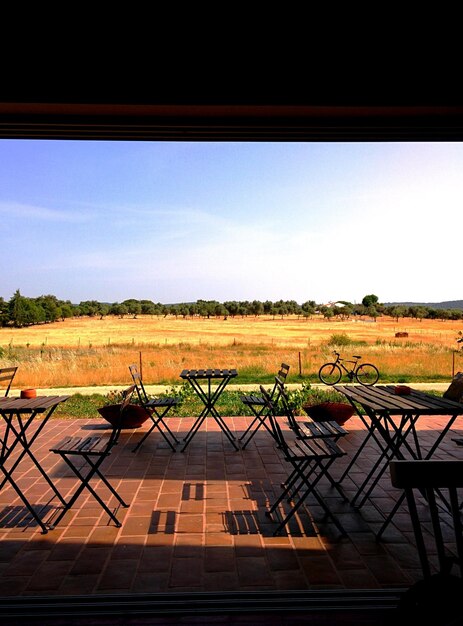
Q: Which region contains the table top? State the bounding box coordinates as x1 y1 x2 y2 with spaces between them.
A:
334 384 463 415
0 395 70 414
180 368 238 380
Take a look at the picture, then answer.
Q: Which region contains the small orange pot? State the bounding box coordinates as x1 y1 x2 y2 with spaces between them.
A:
394 385 411 396
21 389 37 399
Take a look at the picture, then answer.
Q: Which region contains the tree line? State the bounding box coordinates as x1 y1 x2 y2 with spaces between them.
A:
1 290 463 329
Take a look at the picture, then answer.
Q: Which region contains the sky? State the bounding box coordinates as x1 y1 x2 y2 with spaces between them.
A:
0 140 461 306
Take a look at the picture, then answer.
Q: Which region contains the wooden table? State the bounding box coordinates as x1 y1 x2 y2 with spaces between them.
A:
334 384 463 536
179 369 238 451
0 395 70 533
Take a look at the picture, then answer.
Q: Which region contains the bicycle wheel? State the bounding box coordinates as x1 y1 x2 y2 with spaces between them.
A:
355 363 379 386
318 363 342 385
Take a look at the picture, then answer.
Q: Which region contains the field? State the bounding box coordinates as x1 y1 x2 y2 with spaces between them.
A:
2 314 463 389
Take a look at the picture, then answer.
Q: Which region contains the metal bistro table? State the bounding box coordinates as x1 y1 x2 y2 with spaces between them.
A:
0 395 70 533
334 384 463 537
180 369 238 452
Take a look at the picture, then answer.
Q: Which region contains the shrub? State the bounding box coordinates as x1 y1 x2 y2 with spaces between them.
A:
285 382 345 412
328 333 353 346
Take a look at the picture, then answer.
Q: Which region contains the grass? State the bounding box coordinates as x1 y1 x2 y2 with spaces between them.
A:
53 384 380 420
2 314 463 392
54 393 108 419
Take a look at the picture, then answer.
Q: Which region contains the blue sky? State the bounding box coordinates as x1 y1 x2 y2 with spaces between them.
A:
0 140 461 305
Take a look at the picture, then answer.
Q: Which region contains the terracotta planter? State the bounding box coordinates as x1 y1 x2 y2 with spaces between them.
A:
302 401 355 426
97 403 149 428
21 388 37 399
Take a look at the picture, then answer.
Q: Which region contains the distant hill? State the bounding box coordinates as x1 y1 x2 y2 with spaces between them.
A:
384 300 463 310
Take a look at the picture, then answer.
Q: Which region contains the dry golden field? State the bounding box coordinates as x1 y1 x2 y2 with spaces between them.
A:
1 314 463 388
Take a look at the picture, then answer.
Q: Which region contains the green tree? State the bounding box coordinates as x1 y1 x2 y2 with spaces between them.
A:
301 301 316 316
362 294 379 307
249 300 263 316
9 289 28 327
36 294 59 322
0 297 9 326
323 308 334 320
224 301 239 317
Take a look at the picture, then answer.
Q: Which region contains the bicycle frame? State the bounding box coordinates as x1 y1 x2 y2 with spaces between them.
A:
332 352 361 380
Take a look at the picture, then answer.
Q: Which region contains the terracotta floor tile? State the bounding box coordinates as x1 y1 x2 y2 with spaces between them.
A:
266 547 300 571
25 559 74 591
204 546 236 572
70 547 112 575
170 557 203 587
97 557 138 589
236 556 273 586
176 513 204 533
138 545 173 572
131 571 170 593
203 571 240 591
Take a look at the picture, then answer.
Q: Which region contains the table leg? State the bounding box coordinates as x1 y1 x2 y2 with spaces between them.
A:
181 376 238 451
0 409 66 504
351 412 417 508
0 463 50 533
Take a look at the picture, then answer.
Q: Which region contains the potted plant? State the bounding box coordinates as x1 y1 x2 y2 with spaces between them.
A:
302 401 355 426
97 390 150 429
286 382 355 426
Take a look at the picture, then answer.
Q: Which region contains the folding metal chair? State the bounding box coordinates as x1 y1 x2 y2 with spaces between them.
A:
0 367 18 397
275 377 348 502
49 385 135 528
129 364 180 452
239 363 290 449
390 460 463 579
260 386 347 536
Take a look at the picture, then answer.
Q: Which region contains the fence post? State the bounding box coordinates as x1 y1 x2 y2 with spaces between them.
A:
139 351 143 379
298 351 302 376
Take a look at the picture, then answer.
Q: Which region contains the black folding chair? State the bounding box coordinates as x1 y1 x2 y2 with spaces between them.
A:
390 460 463 579
49 385 135 528
239 363 290 449
0 367 18 397
274 377 348 502
260 386 347 536
129 364 180 452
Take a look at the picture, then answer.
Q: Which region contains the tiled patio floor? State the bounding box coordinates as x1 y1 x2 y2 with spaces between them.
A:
1 413 462 623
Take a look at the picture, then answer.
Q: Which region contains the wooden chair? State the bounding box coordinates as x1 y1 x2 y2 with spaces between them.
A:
49 385 136 528
0 366 18 396
129 364 180 452
260 385 347 536
239 363 290 448
390 460 463 579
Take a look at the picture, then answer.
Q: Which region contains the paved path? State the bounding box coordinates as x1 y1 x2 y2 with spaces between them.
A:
29 382 450 396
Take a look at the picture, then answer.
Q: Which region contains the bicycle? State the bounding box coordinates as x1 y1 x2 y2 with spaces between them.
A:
318 351 379 386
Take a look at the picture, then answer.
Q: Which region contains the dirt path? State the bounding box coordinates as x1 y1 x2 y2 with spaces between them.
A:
28 382 450 396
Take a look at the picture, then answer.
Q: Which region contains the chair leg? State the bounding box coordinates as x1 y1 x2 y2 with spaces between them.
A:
154 407 180 444
277 475 347 537
285 457 348 503
50 453 128 528
240 415 274 449
267 458 347 536
133 412 177 452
